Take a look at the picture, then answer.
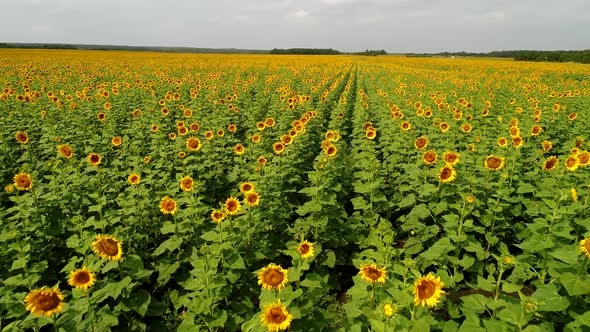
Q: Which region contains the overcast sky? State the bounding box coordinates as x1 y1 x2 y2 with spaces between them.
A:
1 0 589 53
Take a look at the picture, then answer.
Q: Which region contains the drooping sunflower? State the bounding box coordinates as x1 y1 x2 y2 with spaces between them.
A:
414 136 428 150
234 144 245 156
128 173 140 186
185 137 201 152
439 165 456 183
565 155 579 172
484 155 505 171
224 197 241 215
358 263 387 284
258 263 289 291
260 300 293 332
15 132 29 144
13 172 33 191
580 236 590 259
57 144 73 159
91 234 123 262
273 142 285 155
442 151 460 165
245 191 260 207
160 196 178 215
87 153 102 166
240 182 255 194
422 150 437 165
210 210 225 224
111 136 122 147
68 267 96 290
413 273 446 308
179 176 194 192
297 240 315 259
24 287 64 317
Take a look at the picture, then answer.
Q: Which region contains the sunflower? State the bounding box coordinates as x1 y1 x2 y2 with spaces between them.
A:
439 122 450 132
178 151 186 159
577 151 590 167
68 267 96 290
24 287 64 317
563 155 579 171
273 142 285 155
258 263 289 291
190 122 200 131
91 234 123 261
461 123 472 133
580 237 590 259
13 172 33 191
224 197 241 215
280 134 293 145
258 156 268 166
414 136 428 150
151 124 159 132
217 129 225 137
245 191 260 207
185 137 202 152
234 144 245 156
251 134 262 144
210 210 225 224
530 125 542 136
509 127 520 138
265 118 276 128
256 122 266 131
143 156 151 164
541 140 552 152
57 144 73 159
15 132 29 144
497 137 508 147
5 185 14 193
484 155 505 171
571 188 578 202
422 150 437 165
128 173 140 185
111 136 122 147
383 303 397 318
568 113 577 121
179 176 194 192
87 153 102 166
401 121 411 131
542 156 558 171
204 131 214 140
228 124 237 133
365 129 377 140
358 263 387 284
240 182 255 194
297 240 315 259
512 136 524 149
325 144 337 158
178 126 188 136
97 112 106 122
413 273 446 308
260 300 293 332
159 196 177 215
439 165 456 183
442 151 460 165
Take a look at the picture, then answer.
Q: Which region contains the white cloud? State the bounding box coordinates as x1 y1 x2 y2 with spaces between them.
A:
293 9 310 17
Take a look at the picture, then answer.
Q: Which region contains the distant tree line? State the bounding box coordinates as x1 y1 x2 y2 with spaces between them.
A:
0 43 268 54
352 49 388 56
406 50 590 64
269 48 341 55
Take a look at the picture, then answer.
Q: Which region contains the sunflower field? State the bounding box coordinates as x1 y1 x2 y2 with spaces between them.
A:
1 49 590 331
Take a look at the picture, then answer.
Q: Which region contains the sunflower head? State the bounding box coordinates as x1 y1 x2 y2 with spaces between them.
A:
185 137 201 152
57 144 73 159
439 165 456 183
68 267 96 290
111 136 122 147
224 197 241 215
484 155 505 171
565 155 579 171
160 196 178 215
245 191 260 207
234 144 245 156
414 136 428 150
240 182 255 194
422 150 437 165
24 287 64 317
297 240 315 259
542 156 558 171
87 153 102 166
413 273 446 308
211 210 225 224
128 173 140 186
442 151 460 165
260 300 293 331
257 156 268 166
179 176 194 192
358 263 387 284
383 303 398 318
273 142 285 155
580 237 590 259
13 172 33 191
258 263 289 291
92 234 123 261
325 144 337 158
15 132 29 144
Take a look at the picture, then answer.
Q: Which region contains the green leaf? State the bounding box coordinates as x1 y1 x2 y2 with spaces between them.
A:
322 250 336 268
92 276 133 303
125 289 151 316
420 237 453 261
227 252 246 270
560 272 590 296
531 283 569 312
153 235 183 256
398 193 416 209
